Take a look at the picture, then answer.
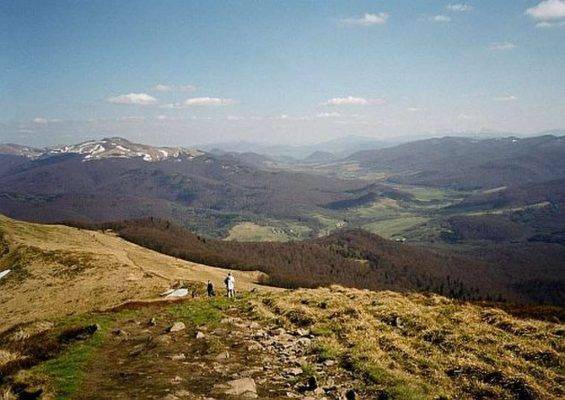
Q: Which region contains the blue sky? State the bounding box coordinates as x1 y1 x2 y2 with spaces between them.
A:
1 0 564 146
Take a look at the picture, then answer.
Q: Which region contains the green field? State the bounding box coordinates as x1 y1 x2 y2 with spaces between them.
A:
362 216 430 239
309 213 347 236
225 221 311 242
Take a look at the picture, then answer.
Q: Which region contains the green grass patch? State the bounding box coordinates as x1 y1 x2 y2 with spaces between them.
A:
300 361 316 378
167 297 235 326
32 316 113 399
313 337 345 361
359 362 429 400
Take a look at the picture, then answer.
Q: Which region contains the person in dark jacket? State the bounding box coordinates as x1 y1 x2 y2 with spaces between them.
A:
206 280 215 297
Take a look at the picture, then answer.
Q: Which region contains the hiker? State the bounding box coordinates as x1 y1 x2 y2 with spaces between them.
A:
206 280 215 297
224 272 235 298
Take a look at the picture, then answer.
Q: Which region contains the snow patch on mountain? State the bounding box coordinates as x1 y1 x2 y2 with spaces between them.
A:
46 137 204 162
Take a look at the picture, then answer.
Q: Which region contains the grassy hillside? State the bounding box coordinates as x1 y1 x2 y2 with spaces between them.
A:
0 288 562 400
0 215 271 333
64 218 556 305
255 286 564 399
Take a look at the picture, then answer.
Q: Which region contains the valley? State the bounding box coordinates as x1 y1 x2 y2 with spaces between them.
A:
1 135 563 307
0 133 563 399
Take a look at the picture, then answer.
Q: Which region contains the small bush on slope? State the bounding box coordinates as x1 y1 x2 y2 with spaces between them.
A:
253 286 564 400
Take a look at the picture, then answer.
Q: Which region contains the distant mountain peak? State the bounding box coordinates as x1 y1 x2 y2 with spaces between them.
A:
0 143 43 158
43 137 204 162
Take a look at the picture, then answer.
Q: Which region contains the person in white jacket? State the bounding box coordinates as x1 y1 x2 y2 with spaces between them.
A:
224 272 235 298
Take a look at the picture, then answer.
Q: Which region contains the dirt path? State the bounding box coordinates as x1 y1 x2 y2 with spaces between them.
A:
73 297 356 400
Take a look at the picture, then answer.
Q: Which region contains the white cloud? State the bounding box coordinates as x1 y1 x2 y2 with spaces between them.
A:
457 113 473 120
489 42 517 51
32 117 61 124
163 97 236 108
107 93 157 105
408 107 423 112
323 96 385 106
152 84 197 92
526 0 565 21
117 116 146 121
535 20 565 27
493 95 517 102
430 15 451 22
447 4 473 12
316 111 341 118
183 97 235 106
341 12 389 26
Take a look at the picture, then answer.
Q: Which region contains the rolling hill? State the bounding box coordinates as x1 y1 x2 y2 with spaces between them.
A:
346 135 565 190
0 137 381 236
0 215 271 332
64 217 565 305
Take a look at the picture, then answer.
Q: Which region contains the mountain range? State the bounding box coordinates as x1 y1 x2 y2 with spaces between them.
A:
0 137 384 235
344 135 565 190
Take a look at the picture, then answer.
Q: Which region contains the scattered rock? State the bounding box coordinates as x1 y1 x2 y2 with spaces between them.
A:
148 317 157 326
171 375 183 384
271 327 287 335
215 378 257 398
128 344 146 357
0 269 11 281
323 360 336 367
295 328 310 336
112 328 128 337
284 367 303 376
215 351 230 361
247 341 262 352
253 329 267 339
168 322 186 333
173 390 192 398
297 375 318 394
165 288 189 298
169 353 186 361
196 331 205 339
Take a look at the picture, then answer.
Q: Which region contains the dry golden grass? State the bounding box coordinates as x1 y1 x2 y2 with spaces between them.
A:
0 388 17 400
0 215 276 333
0 350 23 368
254 286 564 400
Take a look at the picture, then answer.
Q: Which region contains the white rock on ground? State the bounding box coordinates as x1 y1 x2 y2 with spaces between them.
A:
164 288 189 298
0 269 11 280
168 322 186 332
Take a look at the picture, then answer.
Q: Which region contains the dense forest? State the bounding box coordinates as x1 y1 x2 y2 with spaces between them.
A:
65 218 543 304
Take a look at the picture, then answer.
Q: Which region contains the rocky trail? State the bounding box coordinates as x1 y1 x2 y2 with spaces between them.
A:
2 286 562 400
1 295 362 400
